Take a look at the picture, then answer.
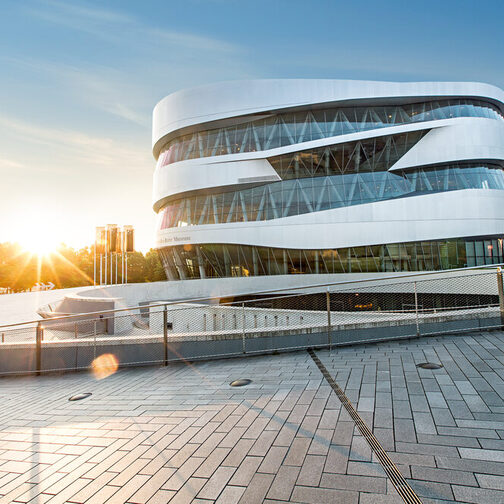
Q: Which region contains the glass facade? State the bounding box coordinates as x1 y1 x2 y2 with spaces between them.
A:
158 237 504 281
156 99 504 167
158 162 504 230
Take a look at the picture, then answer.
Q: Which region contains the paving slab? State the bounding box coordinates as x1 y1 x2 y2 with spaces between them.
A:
0 330 504 502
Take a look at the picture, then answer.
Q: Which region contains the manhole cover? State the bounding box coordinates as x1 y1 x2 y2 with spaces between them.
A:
230 379 252 387
68 393 92 401
416 362 443 370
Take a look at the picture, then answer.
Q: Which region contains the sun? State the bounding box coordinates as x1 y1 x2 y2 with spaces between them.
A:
18 229 60 257
21 238 56 257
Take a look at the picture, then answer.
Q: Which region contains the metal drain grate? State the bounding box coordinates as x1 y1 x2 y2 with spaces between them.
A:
308 349 422 504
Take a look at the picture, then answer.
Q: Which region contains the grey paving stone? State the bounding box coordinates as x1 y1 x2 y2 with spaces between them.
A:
392 400 412 419
237 472 275 504
437 426 499 439
346 461 386 478
408 479 454 500
265 465 300 500
464 394 491 412
476 473 504 490
411 465 478 486
389 452 436 468
479 438 504 451
431 407 456 427
439 385 463 401
426 392 448 409
374 408 393 428
257 446 288 474
452 484 504 504
324 445 350 474
331 421 354 446
455 381 478 395
395 441 459 457
459 447 504 462
374 428 394 451
319 473 387 493
358 495 404 504
216 485 246 504
297 454 325 486
283 437 311 466
393 418 416 442
447 400 474 419
349 435 372 463
412 411 436 434
291 485 358 504
421 379 441 393
436 456 504 475
410 395 430 413
197 467 236 500
417 433 480 448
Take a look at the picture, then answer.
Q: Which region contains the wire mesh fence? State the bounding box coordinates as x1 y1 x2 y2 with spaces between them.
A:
1 266 503 375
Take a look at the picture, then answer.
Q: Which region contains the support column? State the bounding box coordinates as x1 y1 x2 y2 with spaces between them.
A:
497 268 504 328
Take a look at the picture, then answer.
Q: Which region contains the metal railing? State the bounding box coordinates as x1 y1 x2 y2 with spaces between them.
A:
1 264 503 376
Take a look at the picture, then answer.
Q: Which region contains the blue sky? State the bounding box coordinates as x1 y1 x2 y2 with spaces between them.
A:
1 0 503 251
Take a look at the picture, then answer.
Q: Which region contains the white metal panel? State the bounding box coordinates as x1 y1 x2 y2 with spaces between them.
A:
153 158 278 207
155 189 504 249
153 79 504 150
389 118 504 171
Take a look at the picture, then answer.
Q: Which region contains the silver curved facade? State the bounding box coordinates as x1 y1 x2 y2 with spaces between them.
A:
152 80 504 281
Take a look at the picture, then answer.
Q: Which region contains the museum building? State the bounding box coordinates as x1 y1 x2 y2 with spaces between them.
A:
152 80 504 281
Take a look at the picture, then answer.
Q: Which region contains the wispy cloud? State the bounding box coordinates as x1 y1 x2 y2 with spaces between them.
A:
3 56 150 127
26 0 135 30
17 0 248 125
0 115 151 173
0 157 24 169
26 0 242 55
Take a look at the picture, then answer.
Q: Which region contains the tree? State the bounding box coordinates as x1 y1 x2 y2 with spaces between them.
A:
0 242 168 292
145 249 167 282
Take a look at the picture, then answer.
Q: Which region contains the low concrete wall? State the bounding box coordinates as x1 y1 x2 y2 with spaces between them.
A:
0 310 500 375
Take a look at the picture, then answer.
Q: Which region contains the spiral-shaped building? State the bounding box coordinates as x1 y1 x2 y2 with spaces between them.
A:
152 79 504 285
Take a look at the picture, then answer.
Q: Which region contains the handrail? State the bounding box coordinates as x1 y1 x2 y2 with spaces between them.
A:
0 263 501 330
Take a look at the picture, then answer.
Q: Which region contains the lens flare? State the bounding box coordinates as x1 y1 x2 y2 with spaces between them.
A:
91 353 119 380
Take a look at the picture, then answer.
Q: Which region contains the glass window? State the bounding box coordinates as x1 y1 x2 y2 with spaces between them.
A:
157 99 504 167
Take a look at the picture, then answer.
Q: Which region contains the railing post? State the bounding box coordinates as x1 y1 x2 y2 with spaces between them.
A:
93 320 97 360
242 303 246 354
414 281 420 337
36 322 42 375
326 289 332 350
497 268 504 329
163 305 168 366
74 322 78 339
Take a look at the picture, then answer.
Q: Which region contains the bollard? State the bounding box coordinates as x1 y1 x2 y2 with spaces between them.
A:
497 268 504 329
93 320 97 360
414 281 420 337
36 322 43 375
242 303 246 354
163 305 168 366
326 290 332 350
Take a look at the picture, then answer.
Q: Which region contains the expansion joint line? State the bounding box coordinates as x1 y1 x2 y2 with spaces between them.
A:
307 348 422 504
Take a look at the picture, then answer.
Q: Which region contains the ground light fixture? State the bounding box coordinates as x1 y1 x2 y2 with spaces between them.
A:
68 393 93 401
416 362 444 369
230 379 252 387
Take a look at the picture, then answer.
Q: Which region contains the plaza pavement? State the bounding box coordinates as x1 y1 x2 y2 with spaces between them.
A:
1 330 504 503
